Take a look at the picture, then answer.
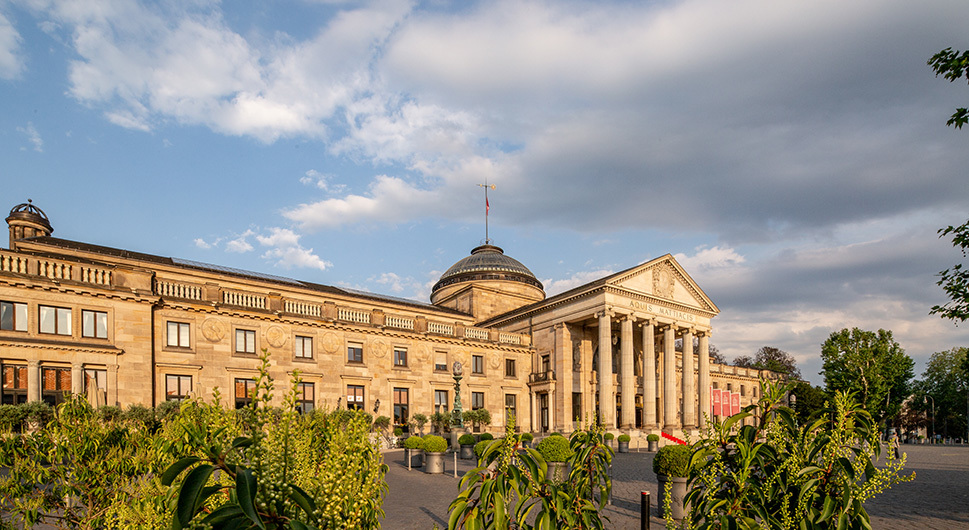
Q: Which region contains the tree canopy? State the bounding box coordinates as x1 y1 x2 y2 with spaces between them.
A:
928 47 969 129
930 219 969 322
733 346 801 379
915 347 968 439
820 328 914 423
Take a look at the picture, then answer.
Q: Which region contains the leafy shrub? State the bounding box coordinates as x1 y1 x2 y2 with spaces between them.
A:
373 415 391 430
412 413 428 433
549 431 563 437
537 434 573 462
617 434 631 443
393 427 403 437
652 444 691 477
459 434 476 445
521 432 534 442
96 405 122 423
475 408 491 427
473 440 492 458
0 404 27 432
403 435 424 450
646 433 660 442
154 399 180 421
480 432 494 441
603 432 614 441
423 435 448 453
20 401 52 427
430 411 450 433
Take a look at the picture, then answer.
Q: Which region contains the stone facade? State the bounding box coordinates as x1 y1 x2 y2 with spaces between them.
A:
0 202 780 437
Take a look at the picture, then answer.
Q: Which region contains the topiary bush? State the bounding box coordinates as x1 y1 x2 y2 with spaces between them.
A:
521 432 534 442
474 440 492 458
423 435 448 453
459 434 476 445
652 444 692 477
617 434 630 443
480 432 494 441
403 435 424 450
537 434 573 462
549 431 563 437
393 427 403 437
647 433 660 442
603 432 614 441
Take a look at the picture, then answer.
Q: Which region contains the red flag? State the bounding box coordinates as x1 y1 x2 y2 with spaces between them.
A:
486 196 490 216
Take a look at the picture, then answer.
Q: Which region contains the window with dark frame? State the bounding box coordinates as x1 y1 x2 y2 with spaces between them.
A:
166 374 192 401
0 301 27 332
41 366 72 406
295 335 313 359
1 364 27 405
235 329 256 354
434 389 448 414
347 384 365 410
39 305 71 336
472 354 484 374
393 387 409 426
167 321 191 348
434 351 448 372
505 394 517 426
393 347 407 367
235 378 257 409
81 310 108 339
505 358 516 378
541 355 550 373
471 391 484 410
347 343 363 364
296 382 314 413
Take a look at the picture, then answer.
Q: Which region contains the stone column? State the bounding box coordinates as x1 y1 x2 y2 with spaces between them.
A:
698 332 711 428
663 325 678 432
620 316 635 429
642 320 657 429
530 391 536 433
27 360 40 402
555 323 573 431
72 364 84 395
108 364 119 406
682 327 695 429
597 311 614 428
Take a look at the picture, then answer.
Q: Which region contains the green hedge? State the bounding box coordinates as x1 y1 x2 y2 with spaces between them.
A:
652 444 692 477
646 433 660 442
403 435 424 450
423 435 448 453
521 432 534 442
474 440 492 458
603 432 614 441
459 434 476 445
480 433 494 441
617 434 630 443
536 435 573 462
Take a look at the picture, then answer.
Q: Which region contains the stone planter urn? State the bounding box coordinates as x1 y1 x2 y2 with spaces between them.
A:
405 448 424 467
657 475 689 520
547 461 569 483
648 440 659 452
424 451 446 474
460 444 475 459
617 440 629 453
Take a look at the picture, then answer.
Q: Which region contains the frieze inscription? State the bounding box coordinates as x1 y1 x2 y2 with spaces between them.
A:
628 300 697 323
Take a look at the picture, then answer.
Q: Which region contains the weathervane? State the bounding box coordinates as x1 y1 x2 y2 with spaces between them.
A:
477 181 496 244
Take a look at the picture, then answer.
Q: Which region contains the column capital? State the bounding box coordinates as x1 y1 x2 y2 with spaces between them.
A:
596 309 616 320
619 313 636 323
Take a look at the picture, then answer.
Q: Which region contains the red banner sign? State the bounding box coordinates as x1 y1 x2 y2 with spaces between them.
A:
731 393 741 416
712 388 722 416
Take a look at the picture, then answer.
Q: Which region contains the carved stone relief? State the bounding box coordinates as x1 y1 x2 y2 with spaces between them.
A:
201 318 226 343
265 325 287 348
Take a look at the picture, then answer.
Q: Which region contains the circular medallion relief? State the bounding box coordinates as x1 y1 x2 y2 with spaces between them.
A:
201 318 226 343
416 345 430 362
652 265 675 299
489 352 501 370
322 332 341 354
265 325 287 348
371 338 389 358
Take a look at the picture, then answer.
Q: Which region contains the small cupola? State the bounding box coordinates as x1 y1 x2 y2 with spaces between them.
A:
6 200 53 250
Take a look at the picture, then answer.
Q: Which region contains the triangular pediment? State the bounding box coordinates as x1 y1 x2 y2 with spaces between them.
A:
605 255 719 314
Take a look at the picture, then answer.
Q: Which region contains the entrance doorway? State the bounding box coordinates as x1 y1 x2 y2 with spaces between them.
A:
539 393 549 433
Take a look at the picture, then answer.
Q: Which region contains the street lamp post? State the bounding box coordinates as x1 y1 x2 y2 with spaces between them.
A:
925 395 935 444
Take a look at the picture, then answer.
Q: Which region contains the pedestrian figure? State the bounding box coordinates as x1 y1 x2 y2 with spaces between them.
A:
890 433 900 459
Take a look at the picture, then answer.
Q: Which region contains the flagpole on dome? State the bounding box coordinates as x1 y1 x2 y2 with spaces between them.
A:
477 181 496 245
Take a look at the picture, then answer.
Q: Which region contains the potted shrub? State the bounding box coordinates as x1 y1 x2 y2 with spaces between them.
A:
647 433 660 452
459 433 476 459
474 439 493 460
412 413 429 435
603 432 615 449
423 435 448 474
537 434 573 483
480 432 494 441
617 433 631 453
521 432 534 448
403 435 425 467
430 412 450 434
653 444 692 521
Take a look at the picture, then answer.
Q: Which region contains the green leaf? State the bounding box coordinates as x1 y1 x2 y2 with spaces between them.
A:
231 436 254 449
200 504 245 525
174 463 215 528
288 484 318 517
161 456 200 486
235 467 264 529
819 495 835 523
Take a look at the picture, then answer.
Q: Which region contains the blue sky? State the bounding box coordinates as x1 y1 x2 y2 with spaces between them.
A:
2 0 968 385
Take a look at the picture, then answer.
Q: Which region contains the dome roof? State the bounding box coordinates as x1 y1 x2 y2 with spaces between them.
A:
432 244 543 294
6 200 52 231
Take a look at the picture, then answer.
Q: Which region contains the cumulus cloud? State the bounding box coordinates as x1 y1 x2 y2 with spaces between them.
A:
543 269 615 296
0 11 23 79
193 238 212 249
674 246 745 271
16 122 43 152
254 227 331 271
225 230 255 253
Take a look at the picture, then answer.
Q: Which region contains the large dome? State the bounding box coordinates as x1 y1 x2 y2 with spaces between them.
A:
432 244 543 294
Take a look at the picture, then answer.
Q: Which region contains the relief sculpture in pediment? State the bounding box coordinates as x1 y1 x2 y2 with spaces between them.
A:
652 264 675 299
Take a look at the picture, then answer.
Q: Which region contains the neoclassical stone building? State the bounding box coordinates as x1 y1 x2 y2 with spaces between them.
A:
0 201 776 437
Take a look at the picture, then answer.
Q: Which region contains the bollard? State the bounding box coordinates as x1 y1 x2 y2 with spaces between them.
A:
641 491 650 530
407 451 411 472
454 451 458 478
608 464 613 505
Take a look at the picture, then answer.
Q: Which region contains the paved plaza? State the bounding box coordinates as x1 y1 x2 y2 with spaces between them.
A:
380 444 969 529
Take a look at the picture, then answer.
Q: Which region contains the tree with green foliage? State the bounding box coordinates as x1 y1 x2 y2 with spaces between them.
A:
928 47 969 129
686 380 913 530
915 347 968 440
820 328 914 424
789 381 828 424
733 346 801 379
930 218 969 322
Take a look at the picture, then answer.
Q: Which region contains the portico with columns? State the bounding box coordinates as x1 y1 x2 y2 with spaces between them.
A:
480 254 719 439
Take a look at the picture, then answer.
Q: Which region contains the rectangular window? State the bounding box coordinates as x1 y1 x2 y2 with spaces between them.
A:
166 374 193 401
347 384 365 410
393 387 409 426
347 342 363 364
505 358 516 378
81 310 108 339
572 392 583 425
39 305 71 336
472 354 484 374
0 301 27 332
1 364 28 405
434 389 448 414
541 355 550 373
235 329 256 354
235 378 257 409
83 369 107 405
472 391 485 410
296 382 314 413
505 394 517 427
42 366 72 405
393 348 407 367
167 322 190 348
294 335 313 359
434 351 448 372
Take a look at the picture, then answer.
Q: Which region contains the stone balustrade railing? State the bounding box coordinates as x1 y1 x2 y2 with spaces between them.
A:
464 327 489 340
499 333 522 345
0 250 115 288
0 252 29 274
78 266 112 285
38 259 71 280
427 321 453 335
223 290 267 310
284 300 321 318
156 280 203 301
338 307 371 324
385 315 415 330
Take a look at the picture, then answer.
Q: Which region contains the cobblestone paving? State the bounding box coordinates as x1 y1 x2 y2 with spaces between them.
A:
380 445 969 529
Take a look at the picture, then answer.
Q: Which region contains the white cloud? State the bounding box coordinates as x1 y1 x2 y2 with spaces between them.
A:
225 230 254 253
0 11 24 79
674 246 746 271
255 227 331 271
16 122 43 152
193 238 212 249
299 169 346 193
543 269 615 296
